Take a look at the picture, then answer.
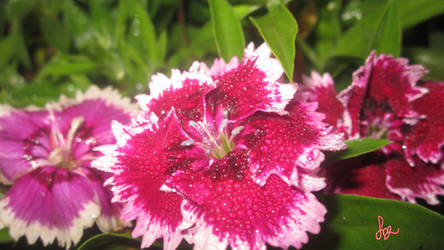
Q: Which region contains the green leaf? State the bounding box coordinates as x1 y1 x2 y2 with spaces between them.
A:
209 0 245 61
304 194 444 249
313 0 342 70
407 47 444 81
338 0 444 58
116 0 159 65
131 1 159 63
40 14 70 52
166 22 216 69
0 228 13 243
6 0 38 21
91 0 114 38
250 3 298 81
64 0 94 48
335 0 398 59
399 0 444 29
35 54 97 82
0 79 90 108
77 233 140 250
10 21 31 69
336 138 392 160
371 0 401 57
233 4 260 19
158 29 168 64
0 35 16 70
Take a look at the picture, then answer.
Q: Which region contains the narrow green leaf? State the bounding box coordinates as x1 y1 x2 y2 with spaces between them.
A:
132 2 159 63
167 22 216 69
35 54 97 82
6 0 38 21
250 3 298 81
77 233 140 250
313 0 342 70
335 0 393 58
116 0 159 64
399 0 444 29
338 0 443 59
11 21 31 69
91 0 114 39
64 0 94 48
336 138 392 160
0 35 16 69
371 0 401 57
158 29 168 64
0 2 6 35
209 0 245 61
304 194 444 249
40 14 70 52
233 5 260 19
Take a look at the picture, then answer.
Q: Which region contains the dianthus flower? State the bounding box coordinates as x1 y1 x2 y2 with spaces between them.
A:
302 52 444 205
93 43 345 249
0 86 136 248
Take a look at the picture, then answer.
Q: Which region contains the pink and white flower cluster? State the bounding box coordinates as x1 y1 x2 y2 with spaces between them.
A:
1 42 443 250
302 52 444 204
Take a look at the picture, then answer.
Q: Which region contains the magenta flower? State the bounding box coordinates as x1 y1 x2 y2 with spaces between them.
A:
338 51 427 143
93 43 345 249
390 81 444 204
0 86 136 248
305 52 444 205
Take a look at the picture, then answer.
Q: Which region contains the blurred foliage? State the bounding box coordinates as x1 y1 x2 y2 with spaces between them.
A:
0 0 443 107
0 0 443 249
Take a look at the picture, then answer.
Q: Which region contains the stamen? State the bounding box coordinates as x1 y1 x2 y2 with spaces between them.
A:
47 116 85 169
181 139 195 146
190 120 223 151
188 117 242 159
66 117 85 150
230 126 244 139
48 108 64 147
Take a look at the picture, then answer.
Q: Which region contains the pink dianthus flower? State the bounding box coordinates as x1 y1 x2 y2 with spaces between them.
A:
302 52 444 205
93 43 345 249
0 86 136 248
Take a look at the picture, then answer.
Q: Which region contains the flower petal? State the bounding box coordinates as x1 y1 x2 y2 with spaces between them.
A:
386 156 444 205
404 82 444 165
325 154 401 200
82 168 126 232
56 94 135 147
0 166 100 248
166 152 326 250
237 99 344 187
93 111 198 249
0 107 50 182
206 43 296 121
136 70 215 138
301 72 345 130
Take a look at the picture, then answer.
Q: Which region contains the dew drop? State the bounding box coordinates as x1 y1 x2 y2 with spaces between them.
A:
220 199 233 209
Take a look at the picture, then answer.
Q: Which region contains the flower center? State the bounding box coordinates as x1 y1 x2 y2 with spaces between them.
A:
48 116 84 170
210 133 235 159
186 119 243 160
